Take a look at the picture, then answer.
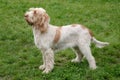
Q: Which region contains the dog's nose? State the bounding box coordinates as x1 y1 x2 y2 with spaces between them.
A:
24 14 28 17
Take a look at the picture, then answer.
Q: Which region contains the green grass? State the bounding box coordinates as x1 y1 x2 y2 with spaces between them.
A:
0 0 120 80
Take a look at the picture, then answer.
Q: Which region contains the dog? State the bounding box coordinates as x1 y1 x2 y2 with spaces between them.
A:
24 8 109 73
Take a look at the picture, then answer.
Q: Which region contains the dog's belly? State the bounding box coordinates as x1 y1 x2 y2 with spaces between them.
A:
53 44 75 52
53 40 77 52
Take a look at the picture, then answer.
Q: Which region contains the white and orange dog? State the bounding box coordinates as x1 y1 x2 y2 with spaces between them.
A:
24 8 109 73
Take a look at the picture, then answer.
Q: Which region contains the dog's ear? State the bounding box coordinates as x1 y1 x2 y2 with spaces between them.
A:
38 13 50 33
43 13 50 23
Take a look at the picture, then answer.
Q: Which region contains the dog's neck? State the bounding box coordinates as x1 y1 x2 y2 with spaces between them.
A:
33 23 49 34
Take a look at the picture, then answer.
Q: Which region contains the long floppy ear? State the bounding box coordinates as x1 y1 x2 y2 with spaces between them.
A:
40 13 49 25
38 13 50 33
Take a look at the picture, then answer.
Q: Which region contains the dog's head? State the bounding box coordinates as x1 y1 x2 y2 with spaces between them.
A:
24 8 50 33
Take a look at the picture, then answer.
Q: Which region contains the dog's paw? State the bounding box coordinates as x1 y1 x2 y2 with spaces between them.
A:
71 58 80 63
42 69 51 74
39 65 45 70
90 65 97 70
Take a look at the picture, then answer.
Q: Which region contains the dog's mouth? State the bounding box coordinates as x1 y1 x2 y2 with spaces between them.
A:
25 18 34 26
26 20 34 26
24 14 34 26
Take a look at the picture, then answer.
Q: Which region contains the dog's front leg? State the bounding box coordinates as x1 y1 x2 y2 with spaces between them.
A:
42 48 54 74
39 50 46 70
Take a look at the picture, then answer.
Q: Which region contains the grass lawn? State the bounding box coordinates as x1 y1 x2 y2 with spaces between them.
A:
0 0 120 80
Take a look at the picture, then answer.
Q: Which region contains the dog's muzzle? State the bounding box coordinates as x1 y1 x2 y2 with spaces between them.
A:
24 15 34 26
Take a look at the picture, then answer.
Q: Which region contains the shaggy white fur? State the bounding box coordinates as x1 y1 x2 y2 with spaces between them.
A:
24 8 109 74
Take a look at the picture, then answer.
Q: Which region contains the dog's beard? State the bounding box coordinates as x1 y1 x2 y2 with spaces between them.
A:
26 19 34 26
27 22 34 26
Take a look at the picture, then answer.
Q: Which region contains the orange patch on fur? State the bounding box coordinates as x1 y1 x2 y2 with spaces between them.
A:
71 24 93 36
81 25 87 30
34 13 49 33
88 29 94 37
81 25 94 37
54 27 61 43
38 24 48 33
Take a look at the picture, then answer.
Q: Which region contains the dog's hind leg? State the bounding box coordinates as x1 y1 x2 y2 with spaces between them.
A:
71 47 83 63
78 43 97 70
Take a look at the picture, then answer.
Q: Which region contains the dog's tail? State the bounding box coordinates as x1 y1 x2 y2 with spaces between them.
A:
91 37 109 48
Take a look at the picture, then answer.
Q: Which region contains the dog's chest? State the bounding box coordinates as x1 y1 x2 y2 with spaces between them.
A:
33 31 40 47
33 28 44 48
33 28 53 49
